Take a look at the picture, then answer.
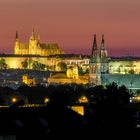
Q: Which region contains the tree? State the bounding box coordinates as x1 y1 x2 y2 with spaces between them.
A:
57 62 67 71
21 59 28 69
85 83 135 128
0 58 8 69
129 69 135 74
32 61 47 71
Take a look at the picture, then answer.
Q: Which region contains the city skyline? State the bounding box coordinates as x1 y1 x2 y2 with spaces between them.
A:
0 0 140 56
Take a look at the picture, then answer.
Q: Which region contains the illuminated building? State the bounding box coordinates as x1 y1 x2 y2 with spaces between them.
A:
89 35 140 91
89 34 108 85
48 65 89 84
70 106 84 116
22 74 36 86
0 31 140 90
14 29 63 56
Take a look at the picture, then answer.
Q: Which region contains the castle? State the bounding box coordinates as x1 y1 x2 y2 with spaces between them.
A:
14 29 63 56
0 31 140 91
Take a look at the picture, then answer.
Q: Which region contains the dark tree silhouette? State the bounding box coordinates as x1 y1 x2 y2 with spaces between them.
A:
85 82 135 128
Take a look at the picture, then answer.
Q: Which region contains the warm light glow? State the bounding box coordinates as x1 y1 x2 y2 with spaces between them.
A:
71 106 84 116
22 74 36 86
12 97 17 103
78 95 89 103
44 97 50 104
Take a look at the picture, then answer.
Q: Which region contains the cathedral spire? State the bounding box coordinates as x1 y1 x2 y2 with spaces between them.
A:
15 31 19 40
100 34 108 59
91 34 98 58
101 34 105 50
37 34 40 45
30 28 36 40
37 34 40 41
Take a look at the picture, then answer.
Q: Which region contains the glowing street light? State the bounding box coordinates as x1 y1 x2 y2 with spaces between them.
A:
44 97 50 104
12 97 17 103
78 95 89 103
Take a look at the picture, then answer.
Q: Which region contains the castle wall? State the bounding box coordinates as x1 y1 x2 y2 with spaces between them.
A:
0 55 62 71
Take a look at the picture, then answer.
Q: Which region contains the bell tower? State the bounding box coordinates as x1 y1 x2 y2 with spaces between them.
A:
89 34 101 85
14 31 20 54
29 29 38 54
100 34 108 73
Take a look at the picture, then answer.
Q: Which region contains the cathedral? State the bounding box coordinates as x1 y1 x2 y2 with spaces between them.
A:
1 31 140 91
89 34 108 85
14 29 63 56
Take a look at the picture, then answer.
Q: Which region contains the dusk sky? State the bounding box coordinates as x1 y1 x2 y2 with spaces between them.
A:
0 0 140 56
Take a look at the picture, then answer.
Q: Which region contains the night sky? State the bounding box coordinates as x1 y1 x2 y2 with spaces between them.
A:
0 0 140 56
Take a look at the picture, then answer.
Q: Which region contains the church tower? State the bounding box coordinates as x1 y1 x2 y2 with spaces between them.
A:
100 34 108 73
89 34 101 85
29 29 38 54
14 31 20 54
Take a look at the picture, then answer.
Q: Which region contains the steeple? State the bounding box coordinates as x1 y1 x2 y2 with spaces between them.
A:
30 28 36 40
91 34 98 58
100 34 108 73
101 34 105 50
100 34 108 58
15 31 19 41
37 34 40 43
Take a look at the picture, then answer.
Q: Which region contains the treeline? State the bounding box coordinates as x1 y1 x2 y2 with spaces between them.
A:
0 83 138 129
0 83 131 106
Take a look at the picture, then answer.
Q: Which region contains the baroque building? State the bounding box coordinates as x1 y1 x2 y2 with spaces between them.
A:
14 29 63 56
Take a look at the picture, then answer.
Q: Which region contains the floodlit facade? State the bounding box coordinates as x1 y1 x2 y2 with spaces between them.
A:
0 32 140 89
14 30 63 56
89 34 140 91
22 74 36 86
89 34 108 85
48 65 89 84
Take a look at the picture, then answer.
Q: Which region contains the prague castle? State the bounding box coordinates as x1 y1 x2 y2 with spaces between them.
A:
0 31 140 91
14 29 63 56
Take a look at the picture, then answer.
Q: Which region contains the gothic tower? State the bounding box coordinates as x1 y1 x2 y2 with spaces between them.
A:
14 31 20 54
29 29 38 54
89 34 101 85
100 34 108 73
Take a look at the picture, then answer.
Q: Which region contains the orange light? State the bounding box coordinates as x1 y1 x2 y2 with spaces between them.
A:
44 97 50 104
12 97 17 103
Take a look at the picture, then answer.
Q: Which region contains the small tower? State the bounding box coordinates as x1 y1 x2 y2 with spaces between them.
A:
15 31 19 41
14 31 20 54
91 34 98 60
30 28 36 40
29 29 38 54
100 34 108 73
89 34 101 85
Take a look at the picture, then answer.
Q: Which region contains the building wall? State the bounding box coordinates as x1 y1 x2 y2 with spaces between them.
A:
1 55 140 75
109 60 140 74
0 56 62 71
48 76 89 85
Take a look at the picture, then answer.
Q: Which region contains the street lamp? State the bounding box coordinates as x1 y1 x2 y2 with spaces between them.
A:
44 97 50 104
12 97 17 103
